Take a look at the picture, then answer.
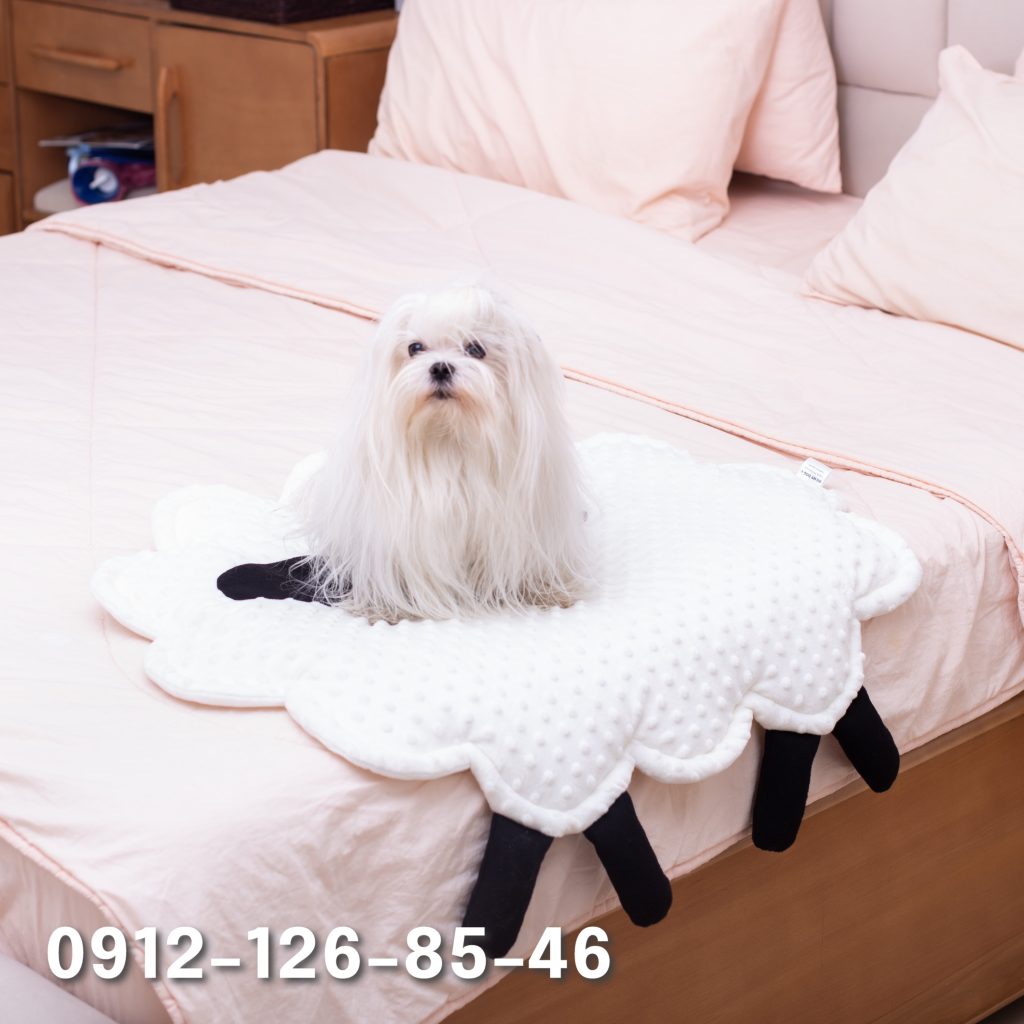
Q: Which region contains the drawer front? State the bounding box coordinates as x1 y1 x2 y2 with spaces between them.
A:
13 0 152 113
156 26 317 190
0 172 13 234
0 85 11 169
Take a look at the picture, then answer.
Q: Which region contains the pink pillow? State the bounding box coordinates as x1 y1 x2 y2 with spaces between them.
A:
804 47 1024 350
735 0 841 193
370 0 783 241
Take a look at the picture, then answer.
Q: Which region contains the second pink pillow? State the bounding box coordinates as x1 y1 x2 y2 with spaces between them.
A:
370 0 783 241
735 0 841 193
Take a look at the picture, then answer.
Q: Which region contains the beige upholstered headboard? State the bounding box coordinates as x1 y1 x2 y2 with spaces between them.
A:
820 0 1024 196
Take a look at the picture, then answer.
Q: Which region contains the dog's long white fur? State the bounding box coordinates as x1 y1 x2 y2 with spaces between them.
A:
297 284 590 622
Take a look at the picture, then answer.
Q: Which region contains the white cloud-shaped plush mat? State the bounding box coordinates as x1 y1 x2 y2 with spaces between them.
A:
93 435 920 836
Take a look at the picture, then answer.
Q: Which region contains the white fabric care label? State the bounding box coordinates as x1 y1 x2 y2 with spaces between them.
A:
797 458 832 486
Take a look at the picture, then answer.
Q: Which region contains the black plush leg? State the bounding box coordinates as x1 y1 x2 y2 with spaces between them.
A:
583 793 672 927
831 687 899 793
752 730 821 853
462 814 553 958
217 557 324 603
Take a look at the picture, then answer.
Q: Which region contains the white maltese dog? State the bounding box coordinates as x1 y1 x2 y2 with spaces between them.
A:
298 283 590 622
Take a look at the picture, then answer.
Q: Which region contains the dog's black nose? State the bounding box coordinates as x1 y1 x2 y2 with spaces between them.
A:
430 361 454 381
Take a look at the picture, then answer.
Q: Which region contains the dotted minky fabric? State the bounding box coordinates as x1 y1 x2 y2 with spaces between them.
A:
92 434 921 837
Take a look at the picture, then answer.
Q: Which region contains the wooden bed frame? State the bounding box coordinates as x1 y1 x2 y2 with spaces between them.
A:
451 694 1024 1024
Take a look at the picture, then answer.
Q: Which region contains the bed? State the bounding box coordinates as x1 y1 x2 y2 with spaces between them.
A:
2 2 1023 1023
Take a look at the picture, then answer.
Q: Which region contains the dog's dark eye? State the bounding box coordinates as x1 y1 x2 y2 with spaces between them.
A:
408 341 425 357
465 340 486 359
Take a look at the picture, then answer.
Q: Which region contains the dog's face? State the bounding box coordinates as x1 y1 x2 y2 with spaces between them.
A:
370 285 545 445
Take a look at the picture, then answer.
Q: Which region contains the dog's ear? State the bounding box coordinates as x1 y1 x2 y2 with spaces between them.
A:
505 316 575 468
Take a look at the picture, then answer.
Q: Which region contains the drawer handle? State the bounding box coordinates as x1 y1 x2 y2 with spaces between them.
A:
29 45 126 72
156 65 183 190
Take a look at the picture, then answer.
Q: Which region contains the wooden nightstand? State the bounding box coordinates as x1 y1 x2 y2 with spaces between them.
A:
0 0 396 233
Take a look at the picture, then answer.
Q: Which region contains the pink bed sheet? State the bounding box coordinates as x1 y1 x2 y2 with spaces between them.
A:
1 152 1022 1024
698 172 862 276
